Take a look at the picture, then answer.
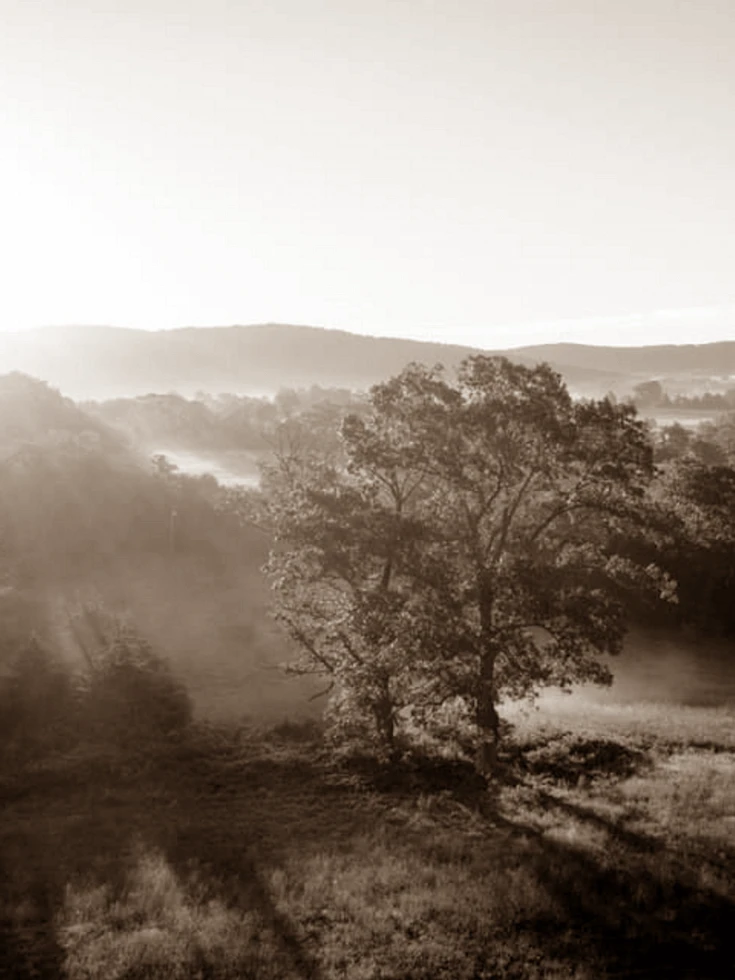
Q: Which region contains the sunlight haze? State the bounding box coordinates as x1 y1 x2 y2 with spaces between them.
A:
2 0 735 347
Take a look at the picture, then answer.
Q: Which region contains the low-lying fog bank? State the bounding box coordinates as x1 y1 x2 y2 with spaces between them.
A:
150 448 260 487
176 627 735 725
574 628 735 708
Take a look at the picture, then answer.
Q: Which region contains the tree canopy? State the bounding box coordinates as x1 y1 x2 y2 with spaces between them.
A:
262 356 676 771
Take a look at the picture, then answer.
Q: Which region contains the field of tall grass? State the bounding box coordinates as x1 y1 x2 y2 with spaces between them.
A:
1 687 733 980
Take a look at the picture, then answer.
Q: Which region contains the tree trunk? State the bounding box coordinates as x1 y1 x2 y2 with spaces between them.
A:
475 654 500 776
475 572 500 777
373 690 396 757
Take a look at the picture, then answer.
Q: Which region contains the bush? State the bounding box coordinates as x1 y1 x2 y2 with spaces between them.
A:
0 614 193 780
0 636 78 759
83 628 193 747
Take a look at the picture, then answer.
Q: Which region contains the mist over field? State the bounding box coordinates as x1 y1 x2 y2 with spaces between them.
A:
589 629 735 708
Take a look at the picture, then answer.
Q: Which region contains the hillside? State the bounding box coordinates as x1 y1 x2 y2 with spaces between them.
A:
0 372 123 459
0 323 657 399
0 374 308 719
4 323 735 401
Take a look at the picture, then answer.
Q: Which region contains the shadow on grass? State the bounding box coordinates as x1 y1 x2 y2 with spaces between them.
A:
484 772 735 980
0 733 336 980
350 752 734 979
343 751 489 807
515 820 734 980
0 870 67 980
1 730 733 980
158 740 330 980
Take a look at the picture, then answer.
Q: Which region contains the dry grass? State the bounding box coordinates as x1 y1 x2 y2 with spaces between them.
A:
504 689 735 749
0 702 733 980
57 845 289 980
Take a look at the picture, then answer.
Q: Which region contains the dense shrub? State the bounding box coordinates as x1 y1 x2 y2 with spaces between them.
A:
83 628 193 746
0 636 78 758
0 616 193 768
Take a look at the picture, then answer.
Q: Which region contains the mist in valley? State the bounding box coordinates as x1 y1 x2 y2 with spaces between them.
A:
147 448 260 488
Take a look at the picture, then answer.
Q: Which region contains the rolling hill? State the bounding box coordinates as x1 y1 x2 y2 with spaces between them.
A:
2 323 734 399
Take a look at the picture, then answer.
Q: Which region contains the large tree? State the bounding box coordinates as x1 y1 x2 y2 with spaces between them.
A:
264 357 674 772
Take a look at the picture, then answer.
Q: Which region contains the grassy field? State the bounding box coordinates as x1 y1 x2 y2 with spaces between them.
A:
1 696 733 980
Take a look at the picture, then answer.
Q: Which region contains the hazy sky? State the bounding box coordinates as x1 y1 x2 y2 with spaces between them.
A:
2 0 735 348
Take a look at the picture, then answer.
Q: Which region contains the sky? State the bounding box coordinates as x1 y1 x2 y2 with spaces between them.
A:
1 0 735 349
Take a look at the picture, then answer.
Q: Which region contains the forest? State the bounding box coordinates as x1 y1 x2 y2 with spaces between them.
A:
1 365 733 979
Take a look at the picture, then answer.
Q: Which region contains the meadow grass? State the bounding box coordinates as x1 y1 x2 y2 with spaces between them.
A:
0 699 733 980
504 689 735 749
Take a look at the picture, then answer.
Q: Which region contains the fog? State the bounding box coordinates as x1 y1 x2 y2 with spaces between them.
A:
179 625 735 722
146 461 734 718
649 412 721 430
149 448 260 487
578 628 735 708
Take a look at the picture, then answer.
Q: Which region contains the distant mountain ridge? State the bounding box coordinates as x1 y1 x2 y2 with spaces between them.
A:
1 323 734 399
514 341 735 375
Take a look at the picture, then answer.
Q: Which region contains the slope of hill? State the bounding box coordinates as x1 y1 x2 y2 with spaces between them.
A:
3 322 735 404
0 373 308 718
0 324 625 398
0 372 123 459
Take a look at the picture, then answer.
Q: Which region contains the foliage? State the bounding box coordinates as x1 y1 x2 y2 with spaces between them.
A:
0 603 192 766
651 410 735 468
696 411 735 463
262 356 675 770
75 605 193 745
654 422 727 465
85 384 366 456
0 636 77 758
651 458 735 635
632 378 664 408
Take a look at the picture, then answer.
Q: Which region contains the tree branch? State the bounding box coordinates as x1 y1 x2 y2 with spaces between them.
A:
281 617 337 674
